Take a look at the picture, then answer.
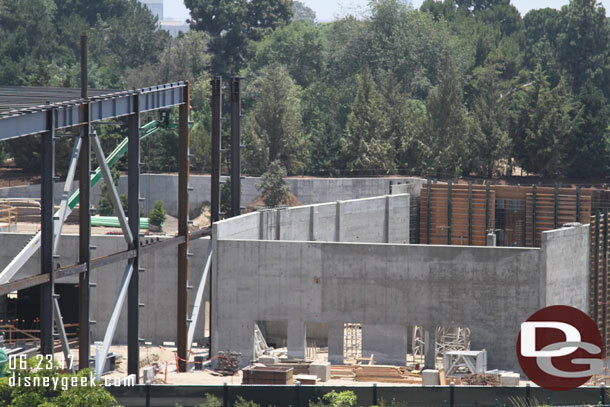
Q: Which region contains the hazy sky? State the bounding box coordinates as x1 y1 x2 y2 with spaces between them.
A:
164 0 609 23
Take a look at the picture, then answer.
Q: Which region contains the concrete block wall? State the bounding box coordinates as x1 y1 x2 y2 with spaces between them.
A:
0 233 210 345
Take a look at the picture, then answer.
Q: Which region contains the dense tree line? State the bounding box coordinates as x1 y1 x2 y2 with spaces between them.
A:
2 0 610 180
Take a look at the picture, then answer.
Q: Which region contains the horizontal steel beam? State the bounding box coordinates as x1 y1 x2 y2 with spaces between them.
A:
0 228 211 295
0 82 187 141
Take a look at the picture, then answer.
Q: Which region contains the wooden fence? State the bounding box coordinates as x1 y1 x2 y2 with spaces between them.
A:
420 182 593 247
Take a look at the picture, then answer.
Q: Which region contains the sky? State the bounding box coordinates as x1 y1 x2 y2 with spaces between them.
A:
164 0 609 23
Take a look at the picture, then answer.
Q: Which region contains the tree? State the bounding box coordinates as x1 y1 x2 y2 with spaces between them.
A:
247 21 325 88
256 160 291 207
425 54 469 177
557 0 610 95
0 357 119 407
185 0 292 75
123 31 210 88
292 1 316 23
509 67 577 176
148 200 167 227
242 64 307 175
563 82 610 177
341 68 394 174
469 64 510 178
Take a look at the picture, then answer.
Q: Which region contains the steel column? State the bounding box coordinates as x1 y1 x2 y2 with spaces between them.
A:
553 184 559 229
576 186 581 221
485 184 490 232
426 179 431 244
211 77 222 222
594 211 600 323
127 93 141 380
40 110 55 356
532 185 537 247
177 83 191 372
447 180 452 245
467 182 472 245
230 77 241 217
79 33 91 370
601 208 608 350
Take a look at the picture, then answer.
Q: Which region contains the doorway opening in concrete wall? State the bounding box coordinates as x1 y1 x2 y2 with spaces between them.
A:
306 321 327 360
343 323 362 362
255 320 286 352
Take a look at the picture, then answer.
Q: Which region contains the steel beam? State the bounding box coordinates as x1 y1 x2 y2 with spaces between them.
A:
0 82 187 142
211 77 222 222
91 133 133 244
127 94 140 380
40 109 55 356
230 77 241 217
95 263 133 378
54 297 75 373
54 137 82 251
177 83 191 372
187 245 212 354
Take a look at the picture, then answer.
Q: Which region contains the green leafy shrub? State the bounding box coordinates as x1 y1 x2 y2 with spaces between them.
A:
148 200 167 227
256 160 290 208
1 357 120 407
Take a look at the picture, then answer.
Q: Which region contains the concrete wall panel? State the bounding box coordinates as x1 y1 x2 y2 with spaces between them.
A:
542 224 590 312
212 239 542 370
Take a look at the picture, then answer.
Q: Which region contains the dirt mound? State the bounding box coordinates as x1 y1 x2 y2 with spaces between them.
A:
245 192 302 213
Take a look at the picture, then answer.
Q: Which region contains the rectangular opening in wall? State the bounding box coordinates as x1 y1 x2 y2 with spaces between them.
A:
343 322 362 363
305 322 327 360
255 320 286 357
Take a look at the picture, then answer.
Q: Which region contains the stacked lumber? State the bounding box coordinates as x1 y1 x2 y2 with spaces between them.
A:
331 365 422 384
330 365 356 379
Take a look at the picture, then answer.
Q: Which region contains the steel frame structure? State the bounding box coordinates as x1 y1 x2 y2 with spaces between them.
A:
0 78 194 382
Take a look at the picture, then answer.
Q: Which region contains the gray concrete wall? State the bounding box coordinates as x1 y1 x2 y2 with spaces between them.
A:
211 240 542 370
0 175 422 217
542 224 590 312
0 233 210 345
214 194 410 245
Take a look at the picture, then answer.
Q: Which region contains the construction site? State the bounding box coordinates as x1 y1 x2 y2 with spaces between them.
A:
1 42 610 407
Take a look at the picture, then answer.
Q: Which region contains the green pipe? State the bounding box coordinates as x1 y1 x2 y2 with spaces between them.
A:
67 120 161 210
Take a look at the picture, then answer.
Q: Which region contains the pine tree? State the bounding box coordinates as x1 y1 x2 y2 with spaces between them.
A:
242 64 307 175
425 54 469 178
509 67 577 176
341 68 395 175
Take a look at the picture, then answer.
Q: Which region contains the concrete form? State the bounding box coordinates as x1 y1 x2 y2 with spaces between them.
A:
210 194 590 372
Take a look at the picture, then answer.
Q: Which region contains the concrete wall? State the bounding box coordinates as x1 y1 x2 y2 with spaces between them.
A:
212 240 542 370
0 233 210 345
210 196 590 371
213 194 410 245
0 175 422 217
541 224 590 311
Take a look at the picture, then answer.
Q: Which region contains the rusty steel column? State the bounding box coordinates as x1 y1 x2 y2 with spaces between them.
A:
211 77 222 222
177 82 191 372
78 32 91 370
